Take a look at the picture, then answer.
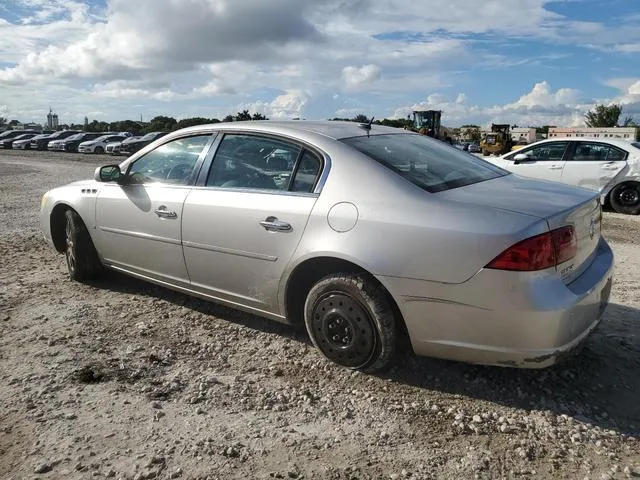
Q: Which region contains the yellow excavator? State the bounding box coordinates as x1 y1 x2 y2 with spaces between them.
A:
412 110 453 145
480 124 513 156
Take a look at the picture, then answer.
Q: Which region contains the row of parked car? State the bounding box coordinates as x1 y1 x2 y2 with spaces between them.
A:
0 129 168 156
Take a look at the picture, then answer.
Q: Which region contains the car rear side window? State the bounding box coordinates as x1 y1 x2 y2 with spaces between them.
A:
207 134 305 191
569 142 627 162
341 133 507 193
290 150 322 193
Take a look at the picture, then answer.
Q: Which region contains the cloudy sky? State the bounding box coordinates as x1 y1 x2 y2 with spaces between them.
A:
1 0 639 127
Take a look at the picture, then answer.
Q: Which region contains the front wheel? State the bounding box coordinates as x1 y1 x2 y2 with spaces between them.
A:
609 182 640 215
64 210 103 281
304 273 397 373
94 146 104 154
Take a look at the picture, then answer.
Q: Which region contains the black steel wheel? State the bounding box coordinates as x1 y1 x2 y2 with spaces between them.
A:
304 273 397 372
64 209 103 281
610 182 640 215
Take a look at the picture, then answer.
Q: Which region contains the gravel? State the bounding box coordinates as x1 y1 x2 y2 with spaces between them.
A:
1 150 639 479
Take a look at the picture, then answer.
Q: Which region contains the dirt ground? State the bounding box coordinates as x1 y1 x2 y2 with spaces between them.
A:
1 149 639 480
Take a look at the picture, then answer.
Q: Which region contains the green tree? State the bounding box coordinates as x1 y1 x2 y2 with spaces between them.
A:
376 118 413 129
351 114 370 123
251 113 268 120
85 120 110 132
467 127 482 142
622 115 637 127
110 120 145 135
0 116 6 129
584 104 622 128
234 110 253 121
222 115 234 123
176 117 213 129
143 115 177 133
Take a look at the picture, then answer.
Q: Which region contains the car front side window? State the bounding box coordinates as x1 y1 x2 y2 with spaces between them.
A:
206 134 303 191
508 142 569 161
127 135 211 185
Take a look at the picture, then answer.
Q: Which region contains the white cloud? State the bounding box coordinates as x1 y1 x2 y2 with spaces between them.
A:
1 0 639 125
239 90 309 119
341 64 381 92
393 82 591 127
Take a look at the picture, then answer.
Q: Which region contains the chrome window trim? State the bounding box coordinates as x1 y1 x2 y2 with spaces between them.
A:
188 184 318 198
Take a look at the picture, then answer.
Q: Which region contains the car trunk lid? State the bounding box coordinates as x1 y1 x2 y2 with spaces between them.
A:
437 174 602 283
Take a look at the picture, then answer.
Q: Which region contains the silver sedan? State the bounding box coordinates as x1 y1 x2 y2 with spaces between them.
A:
40 121 614 372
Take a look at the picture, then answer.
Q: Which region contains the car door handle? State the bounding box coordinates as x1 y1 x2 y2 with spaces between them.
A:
154 206 177 219
259 216 292 232
548 165 563 170
602 165 619 170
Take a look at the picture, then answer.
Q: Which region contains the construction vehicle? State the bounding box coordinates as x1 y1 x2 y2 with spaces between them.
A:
480 124 513 156
412 110 453 144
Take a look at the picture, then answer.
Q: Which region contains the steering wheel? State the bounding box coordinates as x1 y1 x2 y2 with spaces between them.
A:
166 163 192 182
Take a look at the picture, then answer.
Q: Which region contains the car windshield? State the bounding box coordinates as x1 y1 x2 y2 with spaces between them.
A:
90 135 113 142
341 133 508 193
66 134 83 141
141 132 162 141
632 142 640 150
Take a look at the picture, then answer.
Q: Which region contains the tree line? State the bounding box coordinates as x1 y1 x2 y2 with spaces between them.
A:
0 104 637 138
0 110 268 135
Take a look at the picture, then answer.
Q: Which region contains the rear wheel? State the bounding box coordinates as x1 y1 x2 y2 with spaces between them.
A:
609 182 640 215
482 150 489 156
304 273 397 373
64 210 103 281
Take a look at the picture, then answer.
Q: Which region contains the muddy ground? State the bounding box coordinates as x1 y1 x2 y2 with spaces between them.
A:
1 149 639 480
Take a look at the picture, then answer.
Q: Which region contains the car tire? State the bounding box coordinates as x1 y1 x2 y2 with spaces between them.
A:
482 150 489 156
609 182 640 215
64 209 103 281
94 146 104 154
304 273 397 373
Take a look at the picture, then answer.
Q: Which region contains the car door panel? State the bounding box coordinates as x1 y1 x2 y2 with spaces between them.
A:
181 134 323 315
182 190 317 312
93 133 214 283
561 141 628 192
95 184 191 282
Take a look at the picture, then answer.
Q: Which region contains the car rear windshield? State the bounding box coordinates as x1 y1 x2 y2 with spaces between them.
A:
341 133 508 193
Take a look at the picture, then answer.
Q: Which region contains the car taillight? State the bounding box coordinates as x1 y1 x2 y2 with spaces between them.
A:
486 226 577 272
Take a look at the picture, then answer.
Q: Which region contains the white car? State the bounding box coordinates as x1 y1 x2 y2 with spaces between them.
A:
490 138 640 214
47 139 65 151
105 141 123 155
78 135 128 154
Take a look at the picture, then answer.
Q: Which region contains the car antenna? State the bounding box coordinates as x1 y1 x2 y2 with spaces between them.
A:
359 117 375 137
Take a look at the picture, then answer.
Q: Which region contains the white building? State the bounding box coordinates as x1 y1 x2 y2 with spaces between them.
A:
548 127 637 143
510 127 537 143
46 108 59 130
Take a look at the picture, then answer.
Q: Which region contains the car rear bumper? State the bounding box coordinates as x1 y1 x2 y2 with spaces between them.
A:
379 238 614 368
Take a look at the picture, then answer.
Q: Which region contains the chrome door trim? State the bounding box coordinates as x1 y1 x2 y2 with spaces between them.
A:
99 226 182 246
182 240 278 262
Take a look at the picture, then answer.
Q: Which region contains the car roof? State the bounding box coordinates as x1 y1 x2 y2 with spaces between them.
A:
176 120 408 141
529 137 633 149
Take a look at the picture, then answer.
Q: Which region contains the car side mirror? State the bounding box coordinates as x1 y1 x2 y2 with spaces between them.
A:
95 165 122 183
513 153 530 165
